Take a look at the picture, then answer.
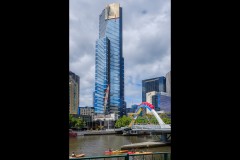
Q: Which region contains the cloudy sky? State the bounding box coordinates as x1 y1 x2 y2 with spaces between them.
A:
70 0 171 108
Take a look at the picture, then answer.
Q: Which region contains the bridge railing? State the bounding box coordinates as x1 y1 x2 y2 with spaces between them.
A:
131 125 171 130
71 152 171 160
132 125 162 129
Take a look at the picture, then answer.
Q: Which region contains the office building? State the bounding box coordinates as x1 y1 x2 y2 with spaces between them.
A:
159 92 171 113
94 3 124 117
154 92 171 113
126 107 132 114
131 104 138 113
166 71 171 96
120 101 127 117
69 71 79 115
80 106 95 116
142 77 166 102
146 91 158 113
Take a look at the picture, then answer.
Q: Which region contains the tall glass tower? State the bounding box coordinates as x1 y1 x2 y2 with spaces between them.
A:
94 3 124 117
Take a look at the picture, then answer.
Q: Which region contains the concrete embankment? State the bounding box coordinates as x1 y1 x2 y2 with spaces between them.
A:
77 130 117 136
121 141 170 150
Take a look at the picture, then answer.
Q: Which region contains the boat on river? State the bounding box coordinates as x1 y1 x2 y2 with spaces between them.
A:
104 150 128 155
69 129 77 137
69 154 85 159
128 151 152 155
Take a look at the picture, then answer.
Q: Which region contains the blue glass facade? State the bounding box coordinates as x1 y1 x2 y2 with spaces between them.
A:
94 37 110 114
120 101 126 117
126 108 132 114
152 94 159 111
151 93 171 113
94 4 124 117
131 104 138 112
142 77 166 102
159 94 171 113
77 107 81 115
148 92 171 113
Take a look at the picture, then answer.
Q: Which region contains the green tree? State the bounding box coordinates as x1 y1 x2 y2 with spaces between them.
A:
160 113 171 124
150 116 158 124
75 117 85 129
135 116 148 124
69 115 86 129
162 117 171 124
115 115 132 128
69 114 75 128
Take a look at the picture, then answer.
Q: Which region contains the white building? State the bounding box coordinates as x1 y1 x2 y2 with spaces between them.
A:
146 91 157 114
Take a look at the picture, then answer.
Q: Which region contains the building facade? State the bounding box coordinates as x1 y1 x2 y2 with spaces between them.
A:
77 107 81 115
94 3 124 117
152 94 159 111
120 101 127 117
166 71 171 96
146 91 158 113
131 104 138 113
146 91 158 104
126 107 132 114
69 71 79 115
142 77 166 102
160 95 171 113
152 92 171 113
158 92 171 113
80 106 95 116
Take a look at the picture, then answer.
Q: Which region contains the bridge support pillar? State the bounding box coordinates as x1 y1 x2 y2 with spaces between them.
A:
160 133 167 142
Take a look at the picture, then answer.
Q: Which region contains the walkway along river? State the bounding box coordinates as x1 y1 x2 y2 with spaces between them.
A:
69 134 171 157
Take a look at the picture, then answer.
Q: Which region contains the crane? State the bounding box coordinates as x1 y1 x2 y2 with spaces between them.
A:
103 84 110 114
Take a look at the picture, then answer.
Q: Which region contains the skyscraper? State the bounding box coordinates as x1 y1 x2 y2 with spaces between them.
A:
69 71 80 115
94 3 124 117
142 77 166 102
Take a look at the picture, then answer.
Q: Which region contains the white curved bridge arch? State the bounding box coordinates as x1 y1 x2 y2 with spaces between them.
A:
129 102 171 129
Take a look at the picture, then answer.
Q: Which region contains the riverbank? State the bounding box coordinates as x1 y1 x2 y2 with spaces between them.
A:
77 130 117 136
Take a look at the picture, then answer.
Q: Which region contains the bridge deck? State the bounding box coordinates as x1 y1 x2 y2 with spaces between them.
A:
131 125 171 133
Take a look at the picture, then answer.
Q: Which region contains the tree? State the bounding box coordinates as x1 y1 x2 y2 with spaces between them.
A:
69 114 75 128
69 115 85 129
115 115 132 128
75 117 85 129
162 117 171 124
160 113 171 124
135 116 148 124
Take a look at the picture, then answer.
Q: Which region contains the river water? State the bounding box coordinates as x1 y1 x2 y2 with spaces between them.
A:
69 134 171 157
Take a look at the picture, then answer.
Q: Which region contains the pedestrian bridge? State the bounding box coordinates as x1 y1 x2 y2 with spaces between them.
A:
128 102 171 129
122 102 171 141
131 124 171 133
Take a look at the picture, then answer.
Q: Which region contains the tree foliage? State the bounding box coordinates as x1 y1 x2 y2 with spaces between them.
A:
135 116 148 124
115 115 132 128
160 113 171 124
114 112 171 128
69 115 85 128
